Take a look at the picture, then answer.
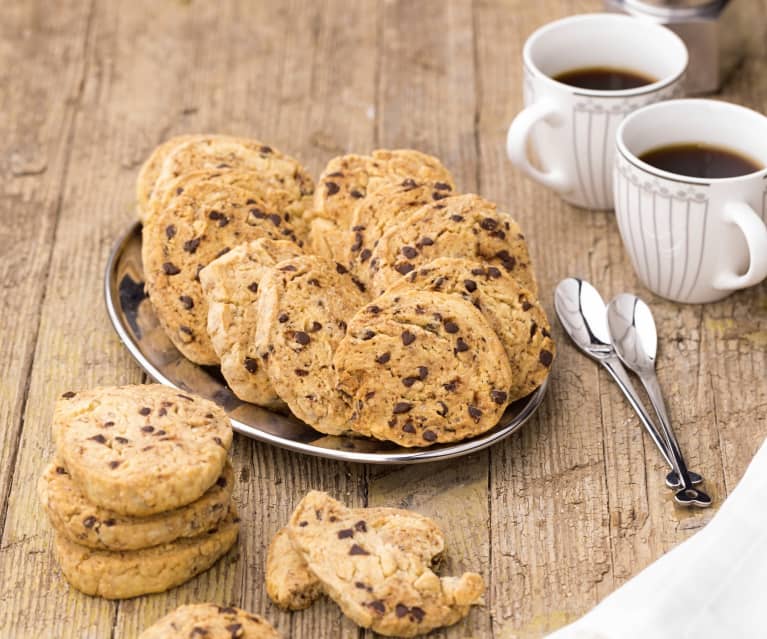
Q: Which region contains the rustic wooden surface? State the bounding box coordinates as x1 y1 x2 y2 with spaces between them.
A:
1 1 766 637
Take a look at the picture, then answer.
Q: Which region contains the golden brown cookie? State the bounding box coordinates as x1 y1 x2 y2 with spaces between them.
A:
53 385 232 516
287 491 484 637
139 603 281 639
254 256 368 434
39 460 233 551
200 239 304 408
308 149 455 260
54 507 239 599
368 193 538 297
385 257 555 400
334 291 513 446
142 178 300 364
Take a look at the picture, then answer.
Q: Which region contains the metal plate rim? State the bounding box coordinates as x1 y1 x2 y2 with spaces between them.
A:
104 222 548 464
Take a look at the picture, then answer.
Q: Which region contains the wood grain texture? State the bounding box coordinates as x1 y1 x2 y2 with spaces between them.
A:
0 0 766 637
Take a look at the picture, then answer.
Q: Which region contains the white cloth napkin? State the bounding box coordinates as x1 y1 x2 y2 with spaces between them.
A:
546 438 767 639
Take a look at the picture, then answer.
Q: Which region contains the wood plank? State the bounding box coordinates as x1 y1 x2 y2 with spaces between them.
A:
367 2 490 638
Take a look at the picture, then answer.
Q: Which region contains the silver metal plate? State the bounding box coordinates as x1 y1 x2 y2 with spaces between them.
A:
104 222 548 464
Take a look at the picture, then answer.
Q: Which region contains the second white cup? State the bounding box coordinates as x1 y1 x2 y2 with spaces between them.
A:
507 13 688 210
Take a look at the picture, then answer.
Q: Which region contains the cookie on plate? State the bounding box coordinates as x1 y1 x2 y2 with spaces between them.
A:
342 178 455 284
287 491 484 637
53 385 232 516
200 239 304 408
367 193 538 297
139 603 281 639
254 255 368 434
136 134 202 223
334 291 513 446
142 178 300 364
267 507 446 611
38 460 233 551
149 168 313 240
385 258 555 400
308 149 455 260
151 135 313 228
54 506 239 599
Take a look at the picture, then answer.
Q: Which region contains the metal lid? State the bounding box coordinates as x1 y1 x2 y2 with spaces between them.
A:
622 0 725 17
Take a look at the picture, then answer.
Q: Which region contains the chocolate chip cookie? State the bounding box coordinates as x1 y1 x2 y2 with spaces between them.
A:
287 491 484 637
254 256 367 434
334 290 513 446
139 603 281 639
39 460 233 551
308 149 455 260
53 386 232 516
385 257 555 400
200 239 304 408
368 193 538 297
54 506 239 599
142 178 300 364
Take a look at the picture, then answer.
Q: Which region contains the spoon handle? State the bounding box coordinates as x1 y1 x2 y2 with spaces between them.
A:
599 355 675 470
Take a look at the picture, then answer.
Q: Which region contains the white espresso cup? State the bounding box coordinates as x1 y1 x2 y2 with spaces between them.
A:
614 99 767 304
507 13 688 210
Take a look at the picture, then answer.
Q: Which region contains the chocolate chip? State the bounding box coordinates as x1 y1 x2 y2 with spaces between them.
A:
338 320 348 332
294 369 309 377
375 352 391 364
491 229 507 240
417 366 428 380
487 266 501 278
335 263 348 274
299 521 308 527
455 337 469 353
522 300 533 311
419 236 434 246
216 476 227 488
443 379 458 392
115 436 129 444
396 603 409 618
401 178 417 190
162 262 180 275
104 519 116 527
540 349 553 366
165 225 177 239
184 237 200 253
355 581 368 589
433 190 448 200
450 214 464 222
435 182 452 191
179 326 194 338
350 189 363 198
225 623 242 638
213 436 224 447
402 377 417 387
139 407 151 416
108 460 121 469
89 434 107 444
480 217 498 231
464 279 477 292
294 331 310 345
401 246 418 259
411 606 425 622
83 516 97 528
244 357 259 373
351 232 363 253
268 213 281 227
368 600 386 614
260 145 273 154
402 421 416 433
401 330 415 346
354 520 367 532
278 313 289 323
468 405 483 422
444 320 459 334
325 181 340 195
360 248 372 262
61 391 76 399
395 262 414 275
351 277 366 293
208 210 224 220
279 264 297 272
530 322 538 338
248 282 258 293
249 208 267 220
141 425 154 433
103 421 114 427
349 544 369 556
179 295 194 309
338 528 354 539
55 466 67 475
154 430 167 437
542 327 551 338
367 305 381 315
217 606 238 615
361 330 375 341
422 430 437 442
393 402 413 414
436 401 448 417
491 390 508 404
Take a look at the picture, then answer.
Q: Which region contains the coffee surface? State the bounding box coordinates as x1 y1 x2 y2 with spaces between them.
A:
639 143 762 179
553 66 655 91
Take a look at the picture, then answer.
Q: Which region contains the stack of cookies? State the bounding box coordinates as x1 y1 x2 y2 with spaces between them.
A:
38 385 238 599
266 491 485 637
138 136 555 447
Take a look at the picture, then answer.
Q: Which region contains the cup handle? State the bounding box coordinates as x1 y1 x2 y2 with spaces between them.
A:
506 100 571 193
713 201 767 291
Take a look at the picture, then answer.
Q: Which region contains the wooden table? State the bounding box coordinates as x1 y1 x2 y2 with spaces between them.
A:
2 1 766 637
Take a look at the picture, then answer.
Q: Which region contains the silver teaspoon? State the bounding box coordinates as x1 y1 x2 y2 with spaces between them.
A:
607 293 711 508
554 278 701 492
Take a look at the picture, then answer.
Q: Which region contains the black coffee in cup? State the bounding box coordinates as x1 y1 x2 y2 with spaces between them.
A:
553 66 656 91
639 143 762 179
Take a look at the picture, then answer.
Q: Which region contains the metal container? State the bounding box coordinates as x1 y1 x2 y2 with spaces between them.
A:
604 0 749 94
